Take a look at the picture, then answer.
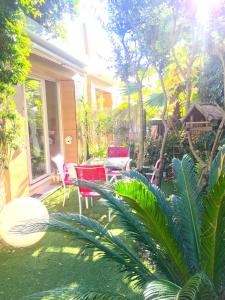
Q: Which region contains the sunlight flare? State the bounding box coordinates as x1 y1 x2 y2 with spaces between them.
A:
191 0 221 24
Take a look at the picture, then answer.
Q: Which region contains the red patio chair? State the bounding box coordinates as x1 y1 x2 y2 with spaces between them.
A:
107 146 130 182
52 154 76 207
107 146 129 158
75 165 107 215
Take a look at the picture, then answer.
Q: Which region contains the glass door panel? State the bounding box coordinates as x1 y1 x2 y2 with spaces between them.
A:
45 80 61 171
25 78 48 182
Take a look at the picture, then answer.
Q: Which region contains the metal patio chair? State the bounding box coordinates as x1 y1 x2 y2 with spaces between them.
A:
74 165 107 215
107 146 130 182
52 154 75 207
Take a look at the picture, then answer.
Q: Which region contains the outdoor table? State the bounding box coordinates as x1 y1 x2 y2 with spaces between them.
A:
84 157 131 182
84 157 130 170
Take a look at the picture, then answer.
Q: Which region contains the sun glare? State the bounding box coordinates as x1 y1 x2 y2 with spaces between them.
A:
192 0 220 24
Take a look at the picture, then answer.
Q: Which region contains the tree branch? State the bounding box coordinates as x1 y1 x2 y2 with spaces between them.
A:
209 114 225 168
187 131 208 169
155 68 169 186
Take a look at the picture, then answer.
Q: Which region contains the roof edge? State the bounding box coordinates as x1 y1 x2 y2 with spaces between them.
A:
28 30 87 71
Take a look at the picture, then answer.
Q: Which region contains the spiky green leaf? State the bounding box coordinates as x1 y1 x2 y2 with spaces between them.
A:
24 286 129 299
119 82 137 96
172 155 202 272
52 213 152 286
177 273 216 300
124 171 181 244
208 145 225 188
74 179 182 282
201 174 225 291
115 180 189 284
144 93 165 108
20 216 152 287
144 280 180 300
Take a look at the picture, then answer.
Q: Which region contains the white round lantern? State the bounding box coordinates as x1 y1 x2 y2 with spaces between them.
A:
0 197 49 248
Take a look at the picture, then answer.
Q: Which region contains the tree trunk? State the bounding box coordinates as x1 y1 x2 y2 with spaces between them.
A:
136 78 145 170
155 71 168 186
126 80 132 144
187 132 208 169
185 59 194 113
0 168 5 209
157 123 169 187
0 167 11 206
185 77 192 113
84 109 90 160
3 168 11 203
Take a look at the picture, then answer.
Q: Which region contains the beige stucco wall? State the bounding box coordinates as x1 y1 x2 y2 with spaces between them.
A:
6 54 79 202
60 80 78 163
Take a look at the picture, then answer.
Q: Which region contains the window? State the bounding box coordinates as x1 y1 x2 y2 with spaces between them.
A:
25 78 49 183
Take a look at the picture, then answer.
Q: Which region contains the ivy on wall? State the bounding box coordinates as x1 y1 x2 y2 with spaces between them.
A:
0 3 30 169
0 0 78 169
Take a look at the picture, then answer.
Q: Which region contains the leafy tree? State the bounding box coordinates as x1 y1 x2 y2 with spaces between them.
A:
198 55 224 107
168 0 206 113
106 0 155 170
182 1 225 175
0 1 31 201
25 0 78 37
25 145 225 299
206 2 225 167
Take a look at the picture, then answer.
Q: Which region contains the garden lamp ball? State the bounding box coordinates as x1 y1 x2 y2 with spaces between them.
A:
0 197 49 248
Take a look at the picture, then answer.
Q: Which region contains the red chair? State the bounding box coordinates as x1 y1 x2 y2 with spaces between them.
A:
107 146 129 158
107 146 130 182
52 154 76 207
75 165 107 215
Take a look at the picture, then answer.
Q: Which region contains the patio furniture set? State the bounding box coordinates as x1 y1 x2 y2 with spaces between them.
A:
52 146 131 215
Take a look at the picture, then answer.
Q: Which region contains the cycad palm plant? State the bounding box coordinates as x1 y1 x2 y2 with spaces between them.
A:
27 146 225 299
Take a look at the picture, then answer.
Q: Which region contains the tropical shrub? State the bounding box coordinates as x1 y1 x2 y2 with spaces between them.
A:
26 146 225 299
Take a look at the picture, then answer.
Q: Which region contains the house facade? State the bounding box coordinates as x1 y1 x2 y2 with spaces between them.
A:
3 19 116 204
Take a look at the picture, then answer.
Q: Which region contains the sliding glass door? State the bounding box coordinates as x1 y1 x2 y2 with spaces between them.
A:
25 78 49 183
45 80 61 171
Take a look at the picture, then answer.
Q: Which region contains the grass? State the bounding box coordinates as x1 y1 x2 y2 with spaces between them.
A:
0 180 174 300
0 187 142 300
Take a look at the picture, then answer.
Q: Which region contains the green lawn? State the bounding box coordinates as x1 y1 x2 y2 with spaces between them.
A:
0 181 174 300
0 187 142 300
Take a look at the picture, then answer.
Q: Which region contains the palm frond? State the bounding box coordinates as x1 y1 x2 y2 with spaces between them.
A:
51 213 153 286
177 273 216 300
124 171 181 244
73 179 184 284
72 291 129 300
172 155 202 272
20 214 153 288
114 180 189 284
119 82 137 96
52 213 108 237
24 286 129 300
169 195 184 244
144 280 180 300
144 93 165 108
208 145 225 188
201 174 225 291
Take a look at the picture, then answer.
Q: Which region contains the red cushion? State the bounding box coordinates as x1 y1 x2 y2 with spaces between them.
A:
107 146 129 158
80 191 100 198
